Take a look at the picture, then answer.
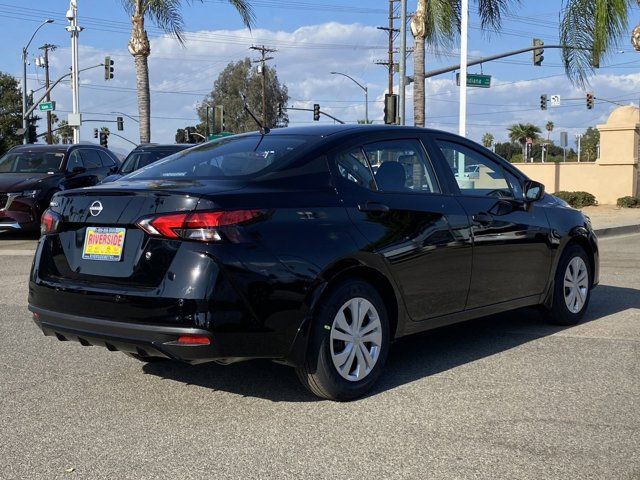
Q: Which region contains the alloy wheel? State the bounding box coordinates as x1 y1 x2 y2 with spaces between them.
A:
563 256 589 314
329 297 383 382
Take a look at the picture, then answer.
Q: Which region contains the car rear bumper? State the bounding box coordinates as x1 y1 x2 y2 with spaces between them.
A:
29 305 281 364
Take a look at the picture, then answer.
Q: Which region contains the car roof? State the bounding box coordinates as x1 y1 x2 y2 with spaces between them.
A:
9 144 72 153
132 144 192 151
241 124 447 138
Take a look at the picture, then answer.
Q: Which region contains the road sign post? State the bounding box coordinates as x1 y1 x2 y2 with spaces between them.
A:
456 73 491 88
38 101 56 112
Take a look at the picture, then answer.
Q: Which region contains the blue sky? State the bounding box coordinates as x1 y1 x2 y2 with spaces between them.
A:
1 0 640 152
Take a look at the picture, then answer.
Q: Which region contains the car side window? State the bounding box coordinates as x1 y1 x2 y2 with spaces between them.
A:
80 149 103 170
66 150 84 171
436 140 514 199
363 139 440 193
335 147 376 190
98 150 116 168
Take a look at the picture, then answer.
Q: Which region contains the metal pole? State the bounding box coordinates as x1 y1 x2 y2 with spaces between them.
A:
398 0 407 125
365 87 369 124
577 134 582 162
459 0 468 136
68 0 81 143
41 44 56 144
388 0 394 95
22 48 28 144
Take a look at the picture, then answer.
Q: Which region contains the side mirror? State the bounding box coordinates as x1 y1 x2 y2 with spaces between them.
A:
524 180 545 202
70 166 86 174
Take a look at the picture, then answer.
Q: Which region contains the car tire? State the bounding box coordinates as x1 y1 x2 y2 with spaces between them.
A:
296 279 390 401
544 244 591 326
124 352 171 363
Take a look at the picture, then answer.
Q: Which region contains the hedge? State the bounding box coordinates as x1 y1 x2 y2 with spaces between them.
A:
553 191 597 208
617 196 640 208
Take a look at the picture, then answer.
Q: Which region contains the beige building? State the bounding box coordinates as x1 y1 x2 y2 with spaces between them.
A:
516 105 640 205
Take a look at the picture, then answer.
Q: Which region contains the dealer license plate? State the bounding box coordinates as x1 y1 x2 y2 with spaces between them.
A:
82 227 126 262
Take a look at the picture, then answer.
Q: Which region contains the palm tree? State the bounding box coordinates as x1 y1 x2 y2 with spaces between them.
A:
560 0 632 85
545 121 554 141
481 132 494 149
508 123 541 162
123 1 255 143
411 0 517 127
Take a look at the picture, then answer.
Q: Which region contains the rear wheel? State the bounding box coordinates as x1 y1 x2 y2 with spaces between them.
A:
296 279 390 401
544 244 591 326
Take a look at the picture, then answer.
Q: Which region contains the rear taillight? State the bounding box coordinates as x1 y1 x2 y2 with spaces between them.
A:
40 209 62 235
136 210 264 242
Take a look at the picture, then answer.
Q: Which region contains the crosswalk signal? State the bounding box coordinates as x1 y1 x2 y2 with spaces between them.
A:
116 116 124 131
93 128 99 139
28 125 37 144
586 92 594 109
533 38 544 66
384 94 398 125
313 104 320 121
540 94 548 111
104 56 114 80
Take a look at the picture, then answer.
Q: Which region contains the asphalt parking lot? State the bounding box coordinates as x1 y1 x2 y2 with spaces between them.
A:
0 233 638 479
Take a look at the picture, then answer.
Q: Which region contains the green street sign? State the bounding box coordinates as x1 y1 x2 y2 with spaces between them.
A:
208 131 234 141
456 73 491 88
38 101 56 112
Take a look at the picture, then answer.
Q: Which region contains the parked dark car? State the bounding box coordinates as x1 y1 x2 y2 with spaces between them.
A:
0 144 119 232
101 144 192 183
29 126 598 400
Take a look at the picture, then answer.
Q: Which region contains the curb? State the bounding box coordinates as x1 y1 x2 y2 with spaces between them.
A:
594 224 640 238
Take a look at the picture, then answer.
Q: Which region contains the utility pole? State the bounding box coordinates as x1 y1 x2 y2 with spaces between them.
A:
250 45 277 125
398 0 407 125
66 0 83 143
459 0 469 136
376 0 400 96
576 133 583 162
39 44 56 144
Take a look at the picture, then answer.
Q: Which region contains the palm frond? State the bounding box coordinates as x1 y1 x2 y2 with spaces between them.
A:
145 0 187 43
476 0 520 30
224 0 255 29
560 0 631 86
423 0 460 52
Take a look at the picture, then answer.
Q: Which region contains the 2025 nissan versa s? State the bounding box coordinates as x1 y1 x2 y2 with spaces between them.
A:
29 126 598 401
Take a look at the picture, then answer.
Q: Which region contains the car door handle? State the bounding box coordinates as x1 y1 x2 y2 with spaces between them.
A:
473 212 493 226
358 202 390 213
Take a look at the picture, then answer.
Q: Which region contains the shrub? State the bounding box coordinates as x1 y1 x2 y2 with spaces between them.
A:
553 191 597 208
617 196 640 208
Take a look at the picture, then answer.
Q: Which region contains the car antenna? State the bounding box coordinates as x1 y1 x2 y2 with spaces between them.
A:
240 92 270 135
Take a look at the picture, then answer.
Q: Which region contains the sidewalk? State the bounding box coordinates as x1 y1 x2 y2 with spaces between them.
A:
581 205 640 237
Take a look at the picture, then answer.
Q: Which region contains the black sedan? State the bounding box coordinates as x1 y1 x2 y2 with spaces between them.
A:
0 144 119 232
101 143 192 183
29 126 598 400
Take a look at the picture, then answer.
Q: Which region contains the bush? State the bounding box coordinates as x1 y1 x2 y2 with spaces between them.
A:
553 191 597 208
617 196 640 208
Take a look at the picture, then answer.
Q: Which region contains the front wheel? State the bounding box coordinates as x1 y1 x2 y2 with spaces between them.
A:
296 279 390 401
544 244 591 326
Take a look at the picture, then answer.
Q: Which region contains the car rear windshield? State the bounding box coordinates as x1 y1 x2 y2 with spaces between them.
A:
120 149 186 174
0 151 64 174
128 135 309 180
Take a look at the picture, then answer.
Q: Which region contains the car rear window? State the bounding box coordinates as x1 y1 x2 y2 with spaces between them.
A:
129 136 309 180
0 151 64 173
121 149 184 174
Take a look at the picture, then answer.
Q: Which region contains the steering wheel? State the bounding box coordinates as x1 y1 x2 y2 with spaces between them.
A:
486 189 512 199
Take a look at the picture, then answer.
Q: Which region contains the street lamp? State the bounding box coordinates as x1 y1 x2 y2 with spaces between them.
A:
22 19 54 144
330 71 369 124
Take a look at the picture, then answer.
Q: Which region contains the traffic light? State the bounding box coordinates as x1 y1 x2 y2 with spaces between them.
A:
586 92 594 109
104 56 114 80
99 131 108 148
533 38 544 66
28 125 37 144
116 116 124 131
93 128 99 139
540 94 548 111
384 94 398 125
313 104 320 121
278 103 283 117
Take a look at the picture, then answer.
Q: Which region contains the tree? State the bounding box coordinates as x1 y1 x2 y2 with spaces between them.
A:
481 132 494 149
57 120 74 144
411 0 515 127
0 72 23 155
545 121 554 141
560 0 632 85
175 123 206 143
122 0 254 144
196 58 288 134
508 123 541 162
580 127 600 162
